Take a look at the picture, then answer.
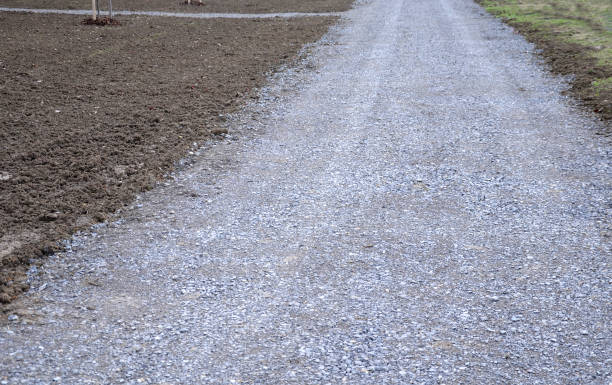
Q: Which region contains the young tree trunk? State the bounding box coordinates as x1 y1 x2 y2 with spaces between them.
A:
91 0 97 20
108 0 112 19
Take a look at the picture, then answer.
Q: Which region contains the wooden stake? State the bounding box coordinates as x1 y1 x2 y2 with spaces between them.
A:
91 0 96 20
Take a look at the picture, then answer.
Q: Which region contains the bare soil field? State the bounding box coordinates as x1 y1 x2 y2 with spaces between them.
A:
0 0 354 13
0 11 337 303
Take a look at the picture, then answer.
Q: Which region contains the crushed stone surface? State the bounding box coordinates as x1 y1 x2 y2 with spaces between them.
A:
1 0 610 383
0 7 344 18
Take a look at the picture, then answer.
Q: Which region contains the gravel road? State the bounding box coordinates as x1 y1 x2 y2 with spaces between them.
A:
1 0 610 383
0 7 343 18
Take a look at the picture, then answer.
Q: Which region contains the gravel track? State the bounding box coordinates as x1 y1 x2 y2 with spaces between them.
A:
1 0 610 384
0 7 344 18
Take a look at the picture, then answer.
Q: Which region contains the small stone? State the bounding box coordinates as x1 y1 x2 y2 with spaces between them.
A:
7 314 18 322
211 127 228 135
40 212 60 222
113 165 128 177
580 329 589 335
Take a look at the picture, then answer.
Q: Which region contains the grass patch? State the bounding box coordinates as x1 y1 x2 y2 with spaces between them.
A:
478 0 612 121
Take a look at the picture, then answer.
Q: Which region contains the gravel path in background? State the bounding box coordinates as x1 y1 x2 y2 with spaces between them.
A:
1 0 610 383
0 7 344 18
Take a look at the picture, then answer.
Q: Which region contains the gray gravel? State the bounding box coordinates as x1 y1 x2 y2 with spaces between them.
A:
1 0 611 384
0 7 344 18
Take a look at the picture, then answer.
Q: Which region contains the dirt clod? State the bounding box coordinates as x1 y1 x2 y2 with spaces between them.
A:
211 128 229 135
81 17 121 26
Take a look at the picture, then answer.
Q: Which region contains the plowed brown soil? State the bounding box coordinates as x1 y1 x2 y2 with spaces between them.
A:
0 0 354 13
0 12 337 303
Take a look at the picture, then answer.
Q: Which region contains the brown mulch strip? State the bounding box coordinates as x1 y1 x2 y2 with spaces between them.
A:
0 13 336 303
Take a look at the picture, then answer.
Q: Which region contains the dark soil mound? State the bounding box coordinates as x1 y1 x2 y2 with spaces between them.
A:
81 16 121 25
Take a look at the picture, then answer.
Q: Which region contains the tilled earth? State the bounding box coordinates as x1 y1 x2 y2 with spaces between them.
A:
0 0 354 13
0 12 337 303
1 0 610 383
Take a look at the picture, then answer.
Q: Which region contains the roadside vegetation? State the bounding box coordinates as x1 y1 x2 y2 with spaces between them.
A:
478 0 612 122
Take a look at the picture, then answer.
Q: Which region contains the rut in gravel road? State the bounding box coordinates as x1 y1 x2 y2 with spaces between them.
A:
1 0 610 383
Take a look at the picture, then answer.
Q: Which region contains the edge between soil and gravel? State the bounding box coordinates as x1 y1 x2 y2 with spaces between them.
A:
0 0 354 14
475 0 612 124
0 11 346 306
